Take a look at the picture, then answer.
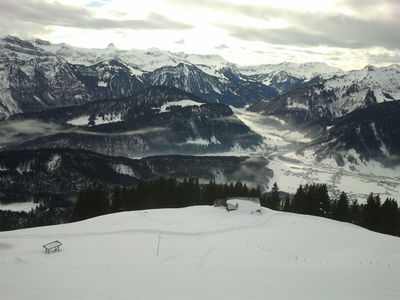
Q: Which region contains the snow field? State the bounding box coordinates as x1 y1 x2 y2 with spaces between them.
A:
1 205 400 300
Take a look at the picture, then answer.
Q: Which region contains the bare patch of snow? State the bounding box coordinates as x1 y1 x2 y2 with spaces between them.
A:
185 138 209 145
0 201 39 212
158 99 204 113
47 154 61 172
112 164 136 177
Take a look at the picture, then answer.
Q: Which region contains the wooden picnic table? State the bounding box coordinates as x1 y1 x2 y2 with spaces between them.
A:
42 240 62 254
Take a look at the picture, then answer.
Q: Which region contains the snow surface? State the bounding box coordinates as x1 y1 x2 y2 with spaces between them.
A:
112 164 136 177
0 201 39 212
66 113 122 126
184 136 221 146
1 206 399 300
158 99 204 113
46 154 61 172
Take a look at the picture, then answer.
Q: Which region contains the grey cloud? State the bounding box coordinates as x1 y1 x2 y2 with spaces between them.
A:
340 0 400 9
174 39 185 44
166 0 400 49
221 14 400 49
0 0 192 31
0 120 63 145
367 52 400 65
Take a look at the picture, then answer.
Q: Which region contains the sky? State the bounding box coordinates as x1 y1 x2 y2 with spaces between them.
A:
0 0 399 70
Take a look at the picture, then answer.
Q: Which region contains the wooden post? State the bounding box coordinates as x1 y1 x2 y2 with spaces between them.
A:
156 234 161 256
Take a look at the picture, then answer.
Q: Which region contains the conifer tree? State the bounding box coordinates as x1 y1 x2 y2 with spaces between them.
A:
333 192 350 221
291 185 306 213
362 193 381 231
269 182 281 210
283 195 291 212
380 198 399 236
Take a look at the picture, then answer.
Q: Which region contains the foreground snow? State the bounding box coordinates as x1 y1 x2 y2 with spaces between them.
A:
1 205 399 300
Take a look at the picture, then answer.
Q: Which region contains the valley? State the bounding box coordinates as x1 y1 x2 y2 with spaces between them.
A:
1 35 399 214
233 108 400 202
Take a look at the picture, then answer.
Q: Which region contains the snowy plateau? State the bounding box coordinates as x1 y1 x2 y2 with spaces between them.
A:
1 203 400 300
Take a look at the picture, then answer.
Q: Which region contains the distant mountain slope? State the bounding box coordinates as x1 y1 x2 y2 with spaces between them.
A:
0 148 271 203
4 86 264 157
0 36 277 118
143 63 278 107
0 37 147 119
249 64 400 126
239 62 343 81
311 101 400 165
239 62 343 93
11 86 205 124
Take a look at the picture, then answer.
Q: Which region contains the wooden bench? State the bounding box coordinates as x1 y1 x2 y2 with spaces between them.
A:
42 240 62 254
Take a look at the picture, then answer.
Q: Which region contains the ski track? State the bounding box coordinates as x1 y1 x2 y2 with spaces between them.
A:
0 211 280 240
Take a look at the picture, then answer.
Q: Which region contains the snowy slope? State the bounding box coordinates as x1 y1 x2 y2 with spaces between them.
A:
1 205 399 300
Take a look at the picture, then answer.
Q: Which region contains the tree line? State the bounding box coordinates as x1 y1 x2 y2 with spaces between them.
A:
262 182 400 237
0 204 72 231
1 177 399 238
72 177 259 221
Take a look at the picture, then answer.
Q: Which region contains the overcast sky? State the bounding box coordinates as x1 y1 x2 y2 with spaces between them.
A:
1 0 399 70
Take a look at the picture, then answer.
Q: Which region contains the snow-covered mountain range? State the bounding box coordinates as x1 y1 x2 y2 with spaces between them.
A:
0 35 344 119
1 35 400 205
249 64 400 124
247 63 400 163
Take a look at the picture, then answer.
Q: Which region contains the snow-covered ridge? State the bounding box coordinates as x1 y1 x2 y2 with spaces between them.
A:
24 37 345 79
239 61 344 80
1 206 399 300
323 64 400 105
27 38 231 72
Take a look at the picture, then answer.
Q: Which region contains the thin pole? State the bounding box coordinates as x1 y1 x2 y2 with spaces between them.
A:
156 233 161 256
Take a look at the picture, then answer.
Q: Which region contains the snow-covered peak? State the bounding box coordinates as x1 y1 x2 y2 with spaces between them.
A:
239 61 344 80
22 37 231 72
323 64 400 103
106 43 116 49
